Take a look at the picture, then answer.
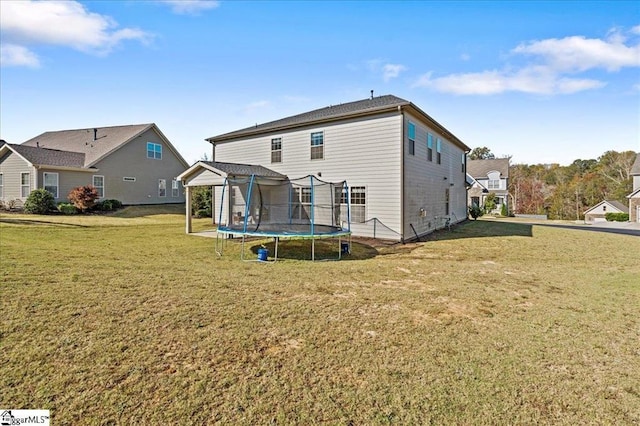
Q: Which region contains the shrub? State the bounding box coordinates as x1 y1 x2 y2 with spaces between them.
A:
469 205 483 220
93 199 123 211
195 208 212 218
24 189 57 214
191 186 212 217
58 203 78 215
483 193 497 213
605 212 629 222
68 185 99 212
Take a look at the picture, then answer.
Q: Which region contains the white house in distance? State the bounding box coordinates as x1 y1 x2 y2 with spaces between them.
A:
466 158 510 214
0 124 188 206
179 94 471 242
583 200 627 222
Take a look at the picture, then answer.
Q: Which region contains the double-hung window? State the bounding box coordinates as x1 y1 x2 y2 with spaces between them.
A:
340 186 366 224
436 138 442 164
147 142 162 160
462 153 466 173
21 172 30 198
158 179 166 197
271 138 282 163
408 122 416 156
43 172 59 198
488 179 500 189
427 134 433 162
311 132 324 160
93 175 104 198
172 179 180 197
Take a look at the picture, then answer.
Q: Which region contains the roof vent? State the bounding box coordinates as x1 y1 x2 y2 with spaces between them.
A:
93 128 98 141
370 90 374 100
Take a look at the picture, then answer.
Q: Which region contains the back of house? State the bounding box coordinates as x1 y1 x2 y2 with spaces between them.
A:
200 94 470 241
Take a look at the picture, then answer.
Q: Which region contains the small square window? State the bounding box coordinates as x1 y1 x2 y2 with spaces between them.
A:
147 142 162 160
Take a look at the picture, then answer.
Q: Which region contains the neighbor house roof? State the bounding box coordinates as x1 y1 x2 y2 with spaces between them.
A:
207 94 470 152
466 158 510 178
631 153 640 175
584 199 627 214
21 123 186 168
4 143 88 169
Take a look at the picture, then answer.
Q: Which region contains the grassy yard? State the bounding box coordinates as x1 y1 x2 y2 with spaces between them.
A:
1 207 639 424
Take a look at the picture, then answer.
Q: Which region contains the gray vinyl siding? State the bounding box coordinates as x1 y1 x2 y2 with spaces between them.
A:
92 128 187 205
37 169 94 202
402 112 468 238
0 150 35 201
215 113 403 239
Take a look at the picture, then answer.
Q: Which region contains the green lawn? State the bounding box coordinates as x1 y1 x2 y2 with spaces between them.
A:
1 207 639 424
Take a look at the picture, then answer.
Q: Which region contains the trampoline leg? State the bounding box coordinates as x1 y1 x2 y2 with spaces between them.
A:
312 238 315 261
274 237 279 262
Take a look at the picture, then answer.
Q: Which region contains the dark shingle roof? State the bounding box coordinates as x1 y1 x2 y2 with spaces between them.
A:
467 159 510 178
202 161 285 178
208 95 411 142
631 153 640 175
22 124 153 167
605 200 628 212
7 144 87 168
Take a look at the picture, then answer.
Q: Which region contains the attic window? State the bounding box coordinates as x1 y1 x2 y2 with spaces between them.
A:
147 142 162 160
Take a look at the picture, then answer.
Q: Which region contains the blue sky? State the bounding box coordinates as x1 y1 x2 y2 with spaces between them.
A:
1 0 639 166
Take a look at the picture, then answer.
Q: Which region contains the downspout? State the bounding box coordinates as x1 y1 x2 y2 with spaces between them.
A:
399 105 405 243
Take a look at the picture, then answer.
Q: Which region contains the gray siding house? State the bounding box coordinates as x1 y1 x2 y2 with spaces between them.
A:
467 158 510 214
180 95 471 241
0 124 188 206
627 153 640 223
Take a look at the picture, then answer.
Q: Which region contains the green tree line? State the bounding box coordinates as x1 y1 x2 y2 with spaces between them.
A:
508 150 636 220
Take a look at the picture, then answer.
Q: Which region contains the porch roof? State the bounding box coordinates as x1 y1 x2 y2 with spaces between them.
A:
177 160 286 187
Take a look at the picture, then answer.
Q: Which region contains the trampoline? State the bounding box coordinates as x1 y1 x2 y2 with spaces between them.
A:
215 174 351 261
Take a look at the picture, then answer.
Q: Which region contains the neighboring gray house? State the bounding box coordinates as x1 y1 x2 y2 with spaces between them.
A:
179 94 471 241
466 158 510 214
0 123 188 206
627 153 640 223
583 200 627 222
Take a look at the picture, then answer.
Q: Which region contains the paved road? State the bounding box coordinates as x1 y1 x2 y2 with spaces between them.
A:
484 218 640 237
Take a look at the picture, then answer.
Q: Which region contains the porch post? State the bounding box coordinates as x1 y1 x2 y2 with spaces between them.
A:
185 185 192 234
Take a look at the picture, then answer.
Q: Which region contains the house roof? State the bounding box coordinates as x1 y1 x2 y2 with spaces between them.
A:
21 123 187 168
177 160 286 186
5 143 87 169
466 158 510 178
200 161 285 178
631 153 640 175
206 94 470 151
584 199 627 214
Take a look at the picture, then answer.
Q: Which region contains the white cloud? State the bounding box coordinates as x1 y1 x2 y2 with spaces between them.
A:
415 26 639 95
366 59 407 81
0 0 152 67
0 43 40 68
382 64 407 82
159 0 220 15
513 32 640 72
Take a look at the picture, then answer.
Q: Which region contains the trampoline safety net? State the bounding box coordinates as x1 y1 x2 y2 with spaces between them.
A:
218 174 351 236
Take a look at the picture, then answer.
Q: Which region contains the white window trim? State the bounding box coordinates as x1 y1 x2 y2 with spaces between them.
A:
172 179 179 197
310 131 324 160
147 142 162 160
271 137 282 163
21 172 30 198
93 175 105 198
43 172 59 198
0 172 3 198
